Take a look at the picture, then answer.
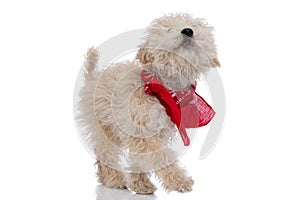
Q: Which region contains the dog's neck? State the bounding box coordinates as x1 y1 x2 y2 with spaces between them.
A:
143 64 195 91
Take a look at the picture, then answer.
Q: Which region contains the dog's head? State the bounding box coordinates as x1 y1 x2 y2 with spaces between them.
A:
136 13 220 82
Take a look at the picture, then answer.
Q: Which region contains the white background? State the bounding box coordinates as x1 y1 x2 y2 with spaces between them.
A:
1 0 300 200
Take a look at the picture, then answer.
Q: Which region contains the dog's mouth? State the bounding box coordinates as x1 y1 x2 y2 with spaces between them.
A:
180 37 194 48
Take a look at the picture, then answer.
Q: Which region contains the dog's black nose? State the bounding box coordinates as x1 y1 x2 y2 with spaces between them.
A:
181 28 193 37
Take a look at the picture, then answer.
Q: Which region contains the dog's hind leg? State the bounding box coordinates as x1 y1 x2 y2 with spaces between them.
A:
95 160 127 189
79 47 128 189
125 172 157 194
93 125 127 189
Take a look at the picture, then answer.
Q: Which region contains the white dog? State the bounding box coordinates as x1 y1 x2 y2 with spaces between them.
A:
77 13 220 194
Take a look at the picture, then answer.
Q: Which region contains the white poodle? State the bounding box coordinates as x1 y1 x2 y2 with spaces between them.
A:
77 13 220 194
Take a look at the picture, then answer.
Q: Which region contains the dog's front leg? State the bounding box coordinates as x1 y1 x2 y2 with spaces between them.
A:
127 139 194 192
155 160 194 192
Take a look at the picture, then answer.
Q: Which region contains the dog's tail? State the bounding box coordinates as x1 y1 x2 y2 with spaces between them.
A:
75 47 100 155
83 47 99 79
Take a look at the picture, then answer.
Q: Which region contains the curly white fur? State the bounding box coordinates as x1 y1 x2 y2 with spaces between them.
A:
76 13 219 194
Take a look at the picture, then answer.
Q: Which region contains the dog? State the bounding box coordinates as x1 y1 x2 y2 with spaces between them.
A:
77 13 220 194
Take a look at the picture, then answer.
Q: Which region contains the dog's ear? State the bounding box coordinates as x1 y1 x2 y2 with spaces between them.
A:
136 47 154 64
212 58 221 67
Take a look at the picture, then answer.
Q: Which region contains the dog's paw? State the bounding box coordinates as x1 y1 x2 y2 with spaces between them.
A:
177 177 194 193
129 180 157 194
163 176 194 193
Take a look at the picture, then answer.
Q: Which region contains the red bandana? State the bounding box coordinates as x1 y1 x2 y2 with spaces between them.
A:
141 70 215 146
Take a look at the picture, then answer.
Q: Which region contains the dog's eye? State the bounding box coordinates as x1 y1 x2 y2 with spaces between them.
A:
167 28 172 32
